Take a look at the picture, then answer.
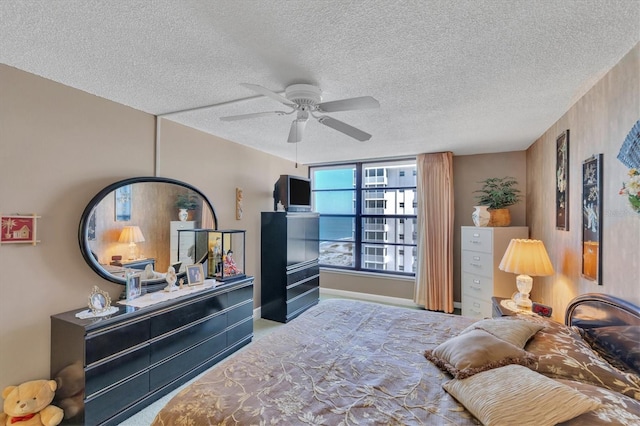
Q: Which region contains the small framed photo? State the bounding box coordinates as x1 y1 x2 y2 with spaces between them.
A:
187 264 204 286
126 272 142 300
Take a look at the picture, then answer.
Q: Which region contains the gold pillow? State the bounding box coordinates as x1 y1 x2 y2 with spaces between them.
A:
443 365 601 426
424 329 536 379
462 318 544 348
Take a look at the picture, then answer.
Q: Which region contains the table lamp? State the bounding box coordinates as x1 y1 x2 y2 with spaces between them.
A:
499 239 554 309
119 225 145 260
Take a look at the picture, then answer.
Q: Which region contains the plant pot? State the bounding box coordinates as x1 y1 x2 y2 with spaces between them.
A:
178 208 188 221
489 208 511 227
472 206 490 227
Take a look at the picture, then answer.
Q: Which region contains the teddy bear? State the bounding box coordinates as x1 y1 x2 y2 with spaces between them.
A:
0 379 64 426
52 361 84 421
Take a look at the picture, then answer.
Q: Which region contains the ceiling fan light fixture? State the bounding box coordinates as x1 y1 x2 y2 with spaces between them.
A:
288 116 308 143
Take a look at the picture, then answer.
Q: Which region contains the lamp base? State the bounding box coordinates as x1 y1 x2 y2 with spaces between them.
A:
128 242 137 260
514 274 533 310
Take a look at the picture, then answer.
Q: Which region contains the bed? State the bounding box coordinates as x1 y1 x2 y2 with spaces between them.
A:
151 294 640 425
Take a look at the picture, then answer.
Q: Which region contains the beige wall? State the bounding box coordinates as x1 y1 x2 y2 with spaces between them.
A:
526 43 640 320
0 65 302 389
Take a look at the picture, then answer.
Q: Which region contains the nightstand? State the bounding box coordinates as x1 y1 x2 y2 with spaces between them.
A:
491 296 545 318
110 257 155 270
491 296 518 317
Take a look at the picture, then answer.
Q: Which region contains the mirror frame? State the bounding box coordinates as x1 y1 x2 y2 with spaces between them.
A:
78 177 218 293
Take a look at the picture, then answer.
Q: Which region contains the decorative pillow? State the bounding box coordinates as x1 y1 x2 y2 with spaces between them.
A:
424 329 536 379
583 326 640 376
443 365 601 426
523 318 640 400
461 318 544 348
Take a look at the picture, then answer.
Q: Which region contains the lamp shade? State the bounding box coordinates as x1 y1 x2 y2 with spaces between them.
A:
499 239 554 276
118 226 145 244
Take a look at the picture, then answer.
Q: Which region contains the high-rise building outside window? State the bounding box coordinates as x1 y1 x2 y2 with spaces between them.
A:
311 158 417 275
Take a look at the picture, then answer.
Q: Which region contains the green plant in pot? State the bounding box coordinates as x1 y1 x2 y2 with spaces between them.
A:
473 177 521 226
175 194 199 221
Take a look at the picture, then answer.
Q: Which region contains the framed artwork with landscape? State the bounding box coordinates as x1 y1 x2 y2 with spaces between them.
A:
556 130 569 230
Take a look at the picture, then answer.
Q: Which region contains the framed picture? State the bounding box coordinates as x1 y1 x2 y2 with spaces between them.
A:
556 130 569 230
1 214 39 245
581 154 603 284
187 264 204 286
126 272 142 300
115 185 132 221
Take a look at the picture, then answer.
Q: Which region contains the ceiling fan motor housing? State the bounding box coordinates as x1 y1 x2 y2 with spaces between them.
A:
285 84 322 106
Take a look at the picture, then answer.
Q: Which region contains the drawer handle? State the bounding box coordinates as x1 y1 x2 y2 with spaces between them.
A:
470 309 481 315
473 302 481 308
473 279 480 284
473 233 480 237
473 256 480 261
469 240 480 244
470 263 481 267
470 285 481 291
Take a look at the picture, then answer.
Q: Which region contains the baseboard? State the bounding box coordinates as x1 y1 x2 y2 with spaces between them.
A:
253 292 460 317
319 287 419 308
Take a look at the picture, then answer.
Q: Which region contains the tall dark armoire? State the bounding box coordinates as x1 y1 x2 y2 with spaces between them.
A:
261 211 320 323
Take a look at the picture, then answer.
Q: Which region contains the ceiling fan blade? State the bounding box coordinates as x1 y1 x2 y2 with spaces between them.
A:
240 83 295 107
220 111 286 121
317 96 380 113
287 118 308 143
317 116 372 141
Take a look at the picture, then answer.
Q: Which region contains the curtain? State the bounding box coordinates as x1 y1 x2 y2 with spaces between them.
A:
414 152 454 313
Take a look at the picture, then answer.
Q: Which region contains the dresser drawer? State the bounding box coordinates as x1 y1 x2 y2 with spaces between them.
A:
151 293 227 337
86 320 150 364
286 287 319 320
461 272 493 301
461 227 493 253
85 371 149 426
85 345 149 397
461 250 493 276
462 295 492 319
287 264 320 286
287 275 319 301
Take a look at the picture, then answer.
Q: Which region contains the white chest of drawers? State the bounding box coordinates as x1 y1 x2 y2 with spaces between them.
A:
461 226 528 318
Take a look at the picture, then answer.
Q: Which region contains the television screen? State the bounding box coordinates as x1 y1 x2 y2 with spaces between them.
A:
274 175 312 212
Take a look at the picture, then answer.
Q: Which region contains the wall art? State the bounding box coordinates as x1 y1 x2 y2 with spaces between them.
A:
581 154 603 284
556 130 569 230
1 214 40 245
115 184 132 221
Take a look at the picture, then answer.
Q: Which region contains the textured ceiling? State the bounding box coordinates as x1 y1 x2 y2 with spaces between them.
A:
1 1 638 165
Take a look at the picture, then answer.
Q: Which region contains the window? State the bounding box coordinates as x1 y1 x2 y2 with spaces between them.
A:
311 159 417 276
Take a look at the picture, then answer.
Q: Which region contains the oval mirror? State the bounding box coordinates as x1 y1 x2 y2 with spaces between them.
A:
79 177 217 292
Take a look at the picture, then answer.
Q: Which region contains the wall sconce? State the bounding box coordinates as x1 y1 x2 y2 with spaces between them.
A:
499 239 554 309
118 225 145 260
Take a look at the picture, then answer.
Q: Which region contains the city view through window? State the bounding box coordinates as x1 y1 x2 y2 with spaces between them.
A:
310 159 417 275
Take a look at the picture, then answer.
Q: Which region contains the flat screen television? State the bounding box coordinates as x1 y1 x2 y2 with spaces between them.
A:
273 175 312 212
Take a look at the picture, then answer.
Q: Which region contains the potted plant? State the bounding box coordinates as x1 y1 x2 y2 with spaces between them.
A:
175 193 199 221
473 177 522 226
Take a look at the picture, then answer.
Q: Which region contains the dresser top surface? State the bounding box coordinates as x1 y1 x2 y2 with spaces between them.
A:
51 276 253 330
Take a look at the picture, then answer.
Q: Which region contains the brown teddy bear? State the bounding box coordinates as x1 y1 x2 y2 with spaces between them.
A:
0 379 63 426
52 361 84 420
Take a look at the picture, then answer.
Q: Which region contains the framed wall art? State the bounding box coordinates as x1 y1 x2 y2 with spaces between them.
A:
556 130 569 230
115 184 132 221
581 154 603 284
1 214 40 245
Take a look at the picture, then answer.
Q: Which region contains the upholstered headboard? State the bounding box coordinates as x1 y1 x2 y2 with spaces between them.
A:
566 293 640 375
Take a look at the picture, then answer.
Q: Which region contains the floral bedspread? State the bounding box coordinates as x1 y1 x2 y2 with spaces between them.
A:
151 299 478 426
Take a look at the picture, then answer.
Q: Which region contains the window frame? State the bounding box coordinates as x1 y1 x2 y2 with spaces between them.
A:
310 158 417 277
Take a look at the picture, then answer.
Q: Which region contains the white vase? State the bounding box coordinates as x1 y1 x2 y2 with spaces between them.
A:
472 206 490 227
178 208 188 221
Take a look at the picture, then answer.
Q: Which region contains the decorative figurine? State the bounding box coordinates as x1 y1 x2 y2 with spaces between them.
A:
164 266 178 292
223 249 240 276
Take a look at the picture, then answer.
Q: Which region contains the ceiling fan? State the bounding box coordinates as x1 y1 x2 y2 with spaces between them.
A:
220 83 380 143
